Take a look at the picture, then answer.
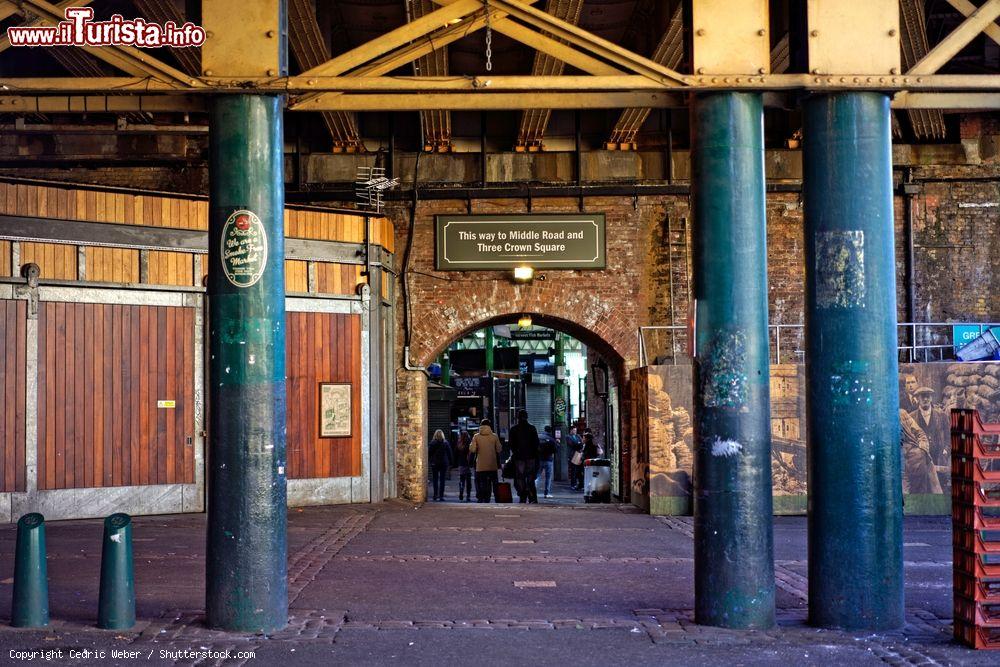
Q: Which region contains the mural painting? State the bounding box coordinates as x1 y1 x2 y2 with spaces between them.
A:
635 361 1000 515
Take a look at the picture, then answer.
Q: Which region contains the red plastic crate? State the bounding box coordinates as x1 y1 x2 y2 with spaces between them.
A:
955 619 1000 650
955 548 1000 578
953 456 1000 483
955 572 1000 602
953 502 1000 530
954 526 1000 554
953 479 1000 507
952 409 978 435
955 594 1000 627
952 432 1000 459
952 409 1000 438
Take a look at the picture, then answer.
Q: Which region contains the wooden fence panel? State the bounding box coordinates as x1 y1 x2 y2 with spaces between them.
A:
286 311 362 479
37 302 195 489
0 300 27 492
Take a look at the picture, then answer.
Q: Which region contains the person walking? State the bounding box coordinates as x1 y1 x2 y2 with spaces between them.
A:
508 410 540 504
428 429 452 501
470 419 502 503
456 430 474 502
536 425 557 499
566 426 584 491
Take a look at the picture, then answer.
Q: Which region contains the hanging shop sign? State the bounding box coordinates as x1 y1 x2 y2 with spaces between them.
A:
435 214 606 271
510 329 556 341
453 376 486 397
221 209 268 288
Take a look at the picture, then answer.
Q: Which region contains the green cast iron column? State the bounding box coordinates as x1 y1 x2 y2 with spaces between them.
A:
441 352 451 386
206 94 288 633
803 92 903 631
484 326 495 373
553 333 568 480
691 92 775 630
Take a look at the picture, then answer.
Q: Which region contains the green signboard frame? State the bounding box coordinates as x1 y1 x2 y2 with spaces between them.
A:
435 213 606 271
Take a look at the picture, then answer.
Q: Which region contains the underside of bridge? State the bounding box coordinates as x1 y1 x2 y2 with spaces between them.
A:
1 0 999 651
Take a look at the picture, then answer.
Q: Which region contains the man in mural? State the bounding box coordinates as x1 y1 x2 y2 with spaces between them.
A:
911 386 950 463
910 386 951 492
900 408 942 495
901 373 920 412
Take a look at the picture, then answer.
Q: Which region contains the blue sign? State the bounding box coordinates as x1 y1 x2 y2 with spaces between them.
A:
954 325 988 352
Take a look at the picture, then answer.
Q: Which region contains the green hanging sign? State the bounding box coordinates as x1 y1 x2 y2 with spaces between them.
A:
220 209 268 288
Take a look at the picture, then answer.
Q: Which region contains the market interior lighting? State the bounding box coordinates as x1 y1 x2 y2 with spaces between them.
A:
512 265 534 283
518 315 533 328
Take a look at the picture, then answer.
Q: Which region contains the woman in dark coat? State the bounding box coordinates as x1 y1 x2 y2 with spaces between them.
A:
428 429 452 501
455 430 474 501
582 432 602 462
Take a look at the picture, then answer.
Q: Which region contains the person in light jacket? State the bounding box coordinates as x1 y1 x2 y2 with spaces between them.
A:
470 419 502 502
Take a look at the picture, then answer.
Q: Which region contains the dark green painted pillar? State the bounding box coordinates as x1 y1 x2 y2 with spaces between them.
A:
441 352 451 386
206 94 288 633
690 92 775 630
484 327 495 373
553 333 568 480
11 513 48 628
803 92 903 631
98 513 135 630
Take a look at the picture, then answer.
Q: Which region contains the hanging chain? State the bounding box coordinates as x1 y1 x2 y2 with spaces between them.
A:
484 1 493 72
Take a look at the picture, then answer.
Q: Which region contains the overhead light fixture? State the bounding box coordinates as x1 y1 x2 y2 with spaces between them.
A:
518 315 532 328
512 266 534 283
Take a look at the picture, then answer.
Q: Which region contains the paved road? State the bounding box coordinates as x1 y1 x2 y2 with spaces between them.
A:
0 494 989 666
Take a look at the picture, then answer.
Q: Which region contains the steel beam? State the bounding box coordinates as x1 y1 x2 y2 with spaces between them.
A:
487 0 684 85
299 0 482 78
8 0 198 85
206 94 288 633
290 91 681 111
803 92 903 631
690 92 774 630
909 0 1000 75
946 0 1000 48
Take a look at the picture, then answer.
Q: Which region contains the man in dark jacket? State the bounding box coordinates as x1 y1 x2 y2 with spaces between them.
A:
536 425 558 499
508 410 540 503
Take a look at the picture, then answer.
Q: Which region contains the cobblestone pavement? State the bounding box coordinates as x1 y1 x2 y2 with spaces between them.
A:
0 491 991 666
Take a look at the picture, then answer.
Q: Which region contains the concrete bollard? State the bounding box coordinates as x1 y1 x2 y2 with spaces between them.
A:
11 513 49 628
97 513 135 630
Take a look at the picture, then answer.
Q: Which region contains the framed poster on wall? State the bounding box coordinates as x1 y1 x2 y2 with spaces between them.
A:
319 382 352 438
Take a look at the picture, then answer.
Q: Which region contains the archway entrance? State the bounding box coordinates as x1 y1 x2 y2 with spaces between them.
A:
422 315 626 506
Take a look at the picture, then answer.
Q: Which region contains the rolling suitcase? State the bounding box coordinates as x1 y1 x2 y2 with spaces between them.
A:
495 480 513 503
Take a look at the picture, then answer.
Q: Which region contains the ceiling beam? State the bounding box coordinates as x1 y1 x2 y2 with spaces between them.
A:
294 91 682 112
298 0 484 78
4 0 199 86
485 0 685 85
132 0 200 76
945 0 1000 48
892 92 1000 109
908 0 1000 75
0 95 205 113
516 0 586 150
0 0 89 51
408 0 453 152
608 2 684 149
288 0 363 151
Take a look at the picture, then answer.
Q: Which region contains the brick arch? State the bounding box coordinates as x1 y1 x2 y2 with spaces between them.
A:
409 281 639 370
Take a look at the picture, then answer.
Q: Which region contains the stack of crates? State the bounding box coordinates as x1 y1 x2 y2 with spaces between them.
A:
952 408 1000 649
